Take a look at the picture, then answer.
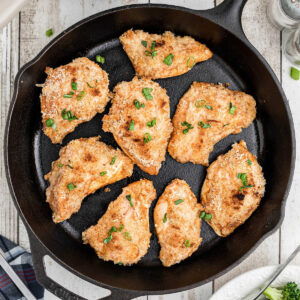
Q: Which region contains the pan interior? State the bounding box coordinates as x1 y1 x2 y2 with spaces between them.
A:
34 36 261 268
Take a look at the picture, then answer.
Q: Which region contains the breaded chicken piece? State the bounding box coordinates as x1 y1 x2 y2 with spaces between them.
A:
82 179 156 265
40 57 109 144
120 29 212 79
154 179 202 267
200 141 266 237
102 76 173 175
45 137 133 223
168 82 256 166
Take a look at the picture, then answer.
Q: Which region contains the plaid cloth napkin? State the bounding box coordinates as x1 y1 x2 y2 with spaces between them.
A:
0 235 44 300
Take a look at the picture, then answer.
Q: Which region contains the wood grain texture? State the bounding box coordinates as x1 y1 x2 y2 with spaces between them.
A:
0 0 298 299
0 16 19 244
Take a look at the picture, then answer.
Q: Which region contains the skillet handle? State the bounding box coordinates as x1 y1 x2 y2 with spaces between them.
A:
199 0 249 42
28 230 140 300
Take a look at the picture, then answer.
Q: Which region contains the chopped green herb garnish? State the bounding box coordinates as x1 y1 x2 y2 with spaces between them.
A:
182 129 188 134
174 199 184 205
204 213 212 221
200 211 212 220
141 40 147 47
199 211 206 219
247 159 252 165
109 226 117 235
291 67 300 80
181 121 194 134
237 173 253 191
71 82 77 90
58 163 63 167
86 81 96 88
145 50 152 56
67 183 76 191
198 121 211 128
46 118 55 127
240 185 253 190
195 100 205 108
100 171 107 176
151 41 156 51
144 132 152 143
147 118 156 127
142 88 153 100
61 109 78 121
134 99 145 109
194 99 212 109
229 102 236 115
144 41 157 59
237 173 247 186
66 164 73 169
46 28 53 37
181 121 193 127
123 232 132 241
184 240 190 247
103 235 112 244
63 94 72 98
118 224 124 231
187 56 195 68
96 55 105 64
151 51 157 58
118 262 123 266
129 120 134 131
163 213 167 223
163 53 174 66
103 226 118 244
126 194 134 207
77 91 85 101
110 156 117 165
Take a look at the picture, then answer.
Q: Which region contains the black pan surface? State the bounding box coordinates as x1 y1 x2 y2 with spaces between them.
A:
5 2 295 298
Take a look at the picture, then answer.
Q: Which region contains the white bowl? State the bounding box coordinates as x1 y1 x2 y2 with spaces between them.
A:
210 265 300 300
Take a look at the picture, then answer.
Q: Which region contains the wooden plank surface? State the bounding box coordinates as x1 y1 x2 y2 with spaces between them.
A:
0 16 19 244
0 0 299 299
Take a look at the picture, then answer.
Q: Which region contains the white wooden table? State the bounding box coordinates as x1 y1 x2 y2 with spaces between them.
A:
0 0 300 299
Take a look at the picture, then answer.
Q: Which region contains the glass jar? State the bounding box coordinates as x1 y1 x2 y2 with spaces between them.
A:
283 27 300 65
267 0 300 30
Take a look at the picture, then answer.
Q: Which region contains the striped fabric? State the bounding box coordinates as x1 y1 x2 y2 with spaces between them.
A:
0 235 44 300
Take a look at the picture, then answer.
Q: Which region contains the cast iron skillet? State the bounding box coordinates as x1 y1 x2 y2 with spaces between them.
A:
4 0 295 299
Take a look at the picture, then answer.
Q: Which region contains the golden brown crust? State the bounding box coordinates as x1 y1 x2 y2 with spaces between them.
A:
45 136 134 223
200 140 266 237
120 29 212 79
102 76 173 175
168 82 257 165
82 179 156 265
40 57 109 144
154 179 202 267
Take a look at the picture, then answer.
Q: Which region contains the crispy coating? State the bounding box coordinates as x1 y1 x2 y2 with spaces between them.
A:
200 141 266 237
82 179 156 265
102 76 173 175
40 57 109 144
120 29 212 79
45 137 133 223
168 82 256 166
154 179 202 267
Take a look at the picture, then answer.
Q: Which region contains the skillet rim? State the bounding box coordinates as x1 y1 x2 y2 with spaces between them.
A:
4 3 296 295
